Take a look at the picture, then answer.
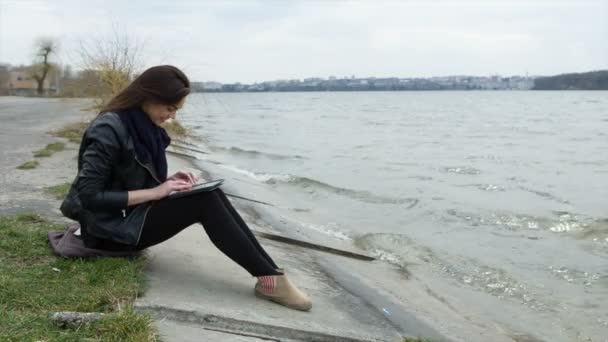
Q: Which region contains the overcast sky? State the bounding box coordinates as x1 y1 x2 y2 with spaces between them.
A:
1 0 606 83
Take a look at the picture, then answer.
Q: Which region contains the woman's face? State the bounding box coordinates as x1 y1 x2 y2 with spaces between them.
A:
142 96 187 126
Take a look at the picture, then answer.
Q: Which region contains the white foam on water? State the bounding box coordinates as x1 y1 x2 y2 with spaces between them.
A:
298 221 352 241
216 163 293 183
549 223 572 233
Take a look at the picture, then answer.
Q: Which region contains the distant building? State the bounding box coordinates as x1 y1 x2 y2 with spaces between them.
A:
190 82 205 92
202 81 223 91
191 81 224 92
506 76 534 90
187 73 538 92
7 68 54 96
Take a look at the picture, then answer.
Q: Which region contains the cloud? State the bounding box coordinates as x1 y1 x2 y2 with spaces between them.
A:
0 0 606 82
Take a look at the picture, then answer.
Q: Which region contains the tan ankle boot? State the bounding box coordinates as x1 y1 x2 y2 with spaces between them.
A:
255 272 312 311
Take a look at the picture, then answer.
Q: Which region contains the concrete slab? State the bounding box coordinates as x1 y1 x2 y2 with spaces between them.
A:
135 225 403 341
156 319 277 342
0 97 92 219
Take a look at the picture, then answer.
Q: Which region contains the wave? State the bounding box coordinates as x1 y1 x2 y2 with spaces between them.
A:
353 233 546 308
407 175 433 181
519 186 570 204
444 209 599 236
216 164 293 183
456 183 506 192
211 145 305 160
441 166 482 175
216 164 418 206
298 222 351 241
266 174 418 206
576 218 608 241
548 265 603 286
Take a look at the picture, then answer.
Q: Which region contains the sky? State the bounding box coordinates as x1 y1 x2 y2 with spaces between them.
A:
0 0 607 83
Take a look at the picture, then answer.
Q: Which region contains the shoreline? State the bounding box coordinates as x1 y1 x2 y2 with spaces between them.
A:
163 148 451 337
0 96 437 341
141 150 428 341
5 95 593 341
179 91 608 342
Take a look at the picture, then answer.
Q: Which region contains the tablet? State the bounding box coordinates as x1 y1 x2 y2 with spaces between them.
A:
167 179 224 199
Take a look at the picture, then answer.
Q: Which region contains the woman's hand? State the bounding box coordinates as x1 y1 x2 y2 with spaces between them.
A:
167 170 199 185
152 179 193 200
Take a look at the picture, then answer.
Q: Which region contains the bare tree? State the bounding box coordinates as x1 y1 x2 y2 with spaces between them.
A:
31 38 58 95
69 26 187 138
76 25 144 108
0 65 9 95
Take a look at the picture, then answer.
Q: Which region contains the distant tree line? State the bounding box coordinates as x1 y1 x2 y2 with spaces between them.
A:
533 70 608 90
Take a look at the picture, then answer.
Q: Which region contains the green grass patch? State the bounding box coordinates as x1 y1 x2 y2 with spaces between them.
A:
1 307 155 341
162 119 190 139
0 213 155 341
52 118 189 143
33 149 53 157
45 182 72 200
17 160 40 170
33 142 66 158
52 121 90 144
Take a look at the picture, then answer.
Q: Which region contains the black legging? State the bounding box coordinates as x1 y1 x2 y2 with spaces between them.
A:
136 188 281 277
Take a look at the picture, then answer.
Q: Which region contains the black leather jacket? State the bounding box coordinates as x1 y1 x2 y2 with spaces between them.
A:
61 112 162 246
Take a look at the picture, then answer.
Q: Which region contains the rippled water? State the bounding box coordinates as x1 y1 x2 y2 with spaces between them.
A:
178 91 608 341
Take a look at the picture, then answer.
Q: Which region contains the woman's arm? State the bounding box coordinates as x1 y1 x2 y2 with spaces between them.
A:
127 188 159 206
77 117 193 210
128 179 193 205
77 120 129 211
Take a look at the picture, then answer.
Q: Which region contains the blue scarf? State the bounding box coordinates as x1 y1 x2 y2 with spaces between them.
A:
118 108 171 181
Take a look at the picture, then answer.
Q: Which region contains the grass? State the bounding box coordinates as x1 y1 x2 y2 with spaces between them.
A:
17 160 40 170
45 182 72 200
52 117 189 143
52 121 90 144
33 142 66 158
162 119 190 139
0 213 156 341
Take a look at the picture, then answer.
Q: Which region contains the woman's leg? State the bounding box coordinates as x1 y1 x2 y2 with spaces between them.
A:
136 189 281 277
214 189 279 270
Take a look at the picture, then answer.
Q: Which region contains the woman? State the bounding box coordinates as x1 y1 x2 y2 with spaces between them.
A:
60 65 312 311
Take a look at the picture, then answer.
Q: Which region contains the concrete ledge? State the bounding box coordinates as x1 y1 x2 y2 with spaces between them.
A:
136 303 391 342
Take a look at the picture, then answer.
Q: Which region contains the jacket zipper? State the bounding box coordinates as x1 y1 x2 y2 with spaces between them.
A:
132 155 161 246
135 204 153 246
134 156 162 184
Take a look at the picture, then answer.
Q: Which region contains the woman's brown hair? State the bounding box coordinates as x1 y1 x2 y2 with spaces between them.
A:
99 65 190 115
